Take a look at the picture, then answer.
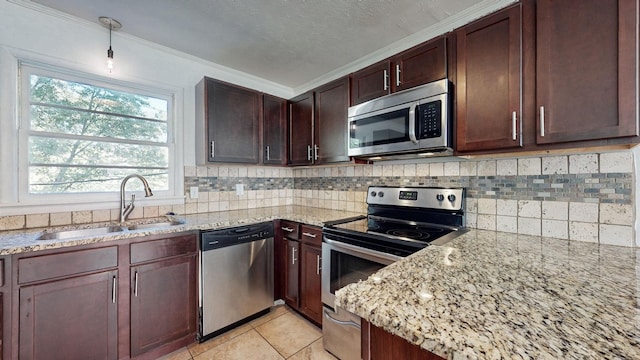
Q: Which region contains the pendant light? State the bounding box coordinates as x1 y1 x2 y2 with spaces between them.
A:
99 17 122 73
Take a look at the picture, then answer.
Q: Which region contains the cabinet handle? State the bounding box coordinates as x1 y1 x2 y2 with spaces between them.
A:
512 111 517 141
395 64 401 87
313 144 319 161
265 145 270 161
302 232 317 238
316 255 321 275
307 145 312 161
383 69 389 91
540 106 545 137
282 226 294 233
210 141 215 158
134 271 139 297
112 275 117 304
292 248 297 265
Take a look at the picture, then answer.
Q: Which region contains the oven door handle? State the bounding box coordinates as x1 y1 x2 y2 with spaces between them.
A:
324 310 361 329
323 238 401 264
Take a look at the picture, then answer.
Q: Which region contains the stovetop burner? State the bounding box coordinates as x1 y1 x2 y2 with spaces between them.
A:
386 229 429 240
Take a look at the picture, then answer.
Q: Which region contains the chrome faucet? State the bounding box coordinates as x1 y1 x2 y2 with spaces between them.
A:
120 174 153 223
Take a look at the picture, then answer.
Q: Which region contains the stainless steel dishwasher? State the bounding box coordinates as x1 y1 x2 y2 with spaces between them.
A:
199 222 274 342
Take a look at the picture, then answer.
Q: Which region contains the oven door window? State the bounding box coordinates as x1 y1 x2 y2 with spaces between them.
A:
349 108 409 149
329 249 386 296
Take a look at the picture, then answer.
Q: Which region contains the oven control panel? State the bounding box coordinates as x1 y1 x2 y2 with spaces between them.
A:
367 186 464 211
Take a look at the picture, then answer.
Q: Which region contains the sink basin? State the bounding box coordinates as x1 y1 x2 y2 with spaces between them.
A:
126 221 184 231
37 226 126 240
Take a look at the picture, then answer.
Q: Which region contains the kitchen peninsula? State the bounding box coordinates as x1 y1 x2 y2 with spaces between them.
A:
336 230 640 359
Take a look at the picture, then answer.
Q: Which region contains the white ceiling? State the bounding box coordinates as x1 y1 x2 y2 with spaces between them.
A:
24 0 513 90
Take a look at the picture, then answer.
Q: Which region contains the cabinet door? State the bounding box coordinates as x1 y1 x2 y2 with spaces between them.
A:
363 320 445 360
299 244 322 325
19 270 118 360
393 37 446 92
130 255 197 357
456 5 522 152
205 78 261 163
535 0 637 144
263 94 288 165
314 77 350 164
351 60 391 105
289 92 314 165
283 240 299 307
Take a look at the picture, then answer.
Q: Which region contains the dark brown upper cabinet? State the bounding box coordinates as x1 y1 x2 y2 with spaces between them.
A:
350 61 391 106
196 77 261 164
393 37 447 93
289 77 350 165
288 91 315 165
534 0 638 145
314 77 350 163
262 94 288 165
455 4 523 152
351 37 447 106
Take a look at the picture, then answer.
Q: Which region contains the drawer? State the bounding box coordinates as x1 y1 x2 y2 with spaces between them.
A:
300 225 322 247
280 220 300 240
18 246 118 284
130 234 197 264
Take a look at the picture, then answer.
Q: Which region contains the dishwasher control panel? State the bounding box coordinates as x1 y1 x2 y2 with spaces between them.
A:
200 222 274 251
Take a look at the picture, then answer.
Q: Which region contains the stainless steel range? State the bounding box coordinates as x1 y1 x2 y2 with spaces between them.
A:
321 186 467 360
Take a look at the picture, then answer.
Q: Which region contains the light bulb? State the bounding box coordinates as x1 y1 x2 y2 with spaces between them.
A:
107 46 114 73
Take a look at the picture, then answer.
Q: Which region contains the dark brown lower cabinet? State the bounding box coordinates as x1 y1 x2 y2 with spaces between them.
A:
298 243 322 325
13 232 198 360
19 270 118 360
130 254 197 357
284 239 300 307
362 320 445 360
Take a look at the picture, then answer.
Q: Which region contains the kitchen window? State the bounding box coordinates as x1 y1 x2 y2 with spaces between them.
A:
13 62 180 209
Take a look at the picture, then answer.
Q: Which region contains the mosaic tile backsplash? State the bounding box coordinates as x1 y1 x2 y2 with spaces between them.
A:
0 150 636 247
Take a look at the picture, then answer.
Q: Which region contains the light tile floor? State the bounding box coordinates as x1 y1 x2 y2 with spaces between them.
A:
159 305 338 360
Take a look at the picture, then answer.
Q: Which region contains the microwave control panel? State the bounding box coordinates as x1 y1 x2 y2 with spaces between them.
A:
418 100 442 139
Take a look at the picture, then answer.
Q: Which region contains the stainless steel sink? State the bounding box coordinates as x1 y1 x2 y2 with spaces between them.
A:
126 221 184 231
37 226 126 240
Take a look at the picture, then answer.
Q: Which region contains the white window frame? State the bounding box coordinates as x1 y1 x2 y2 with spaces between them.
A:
0 51 184 215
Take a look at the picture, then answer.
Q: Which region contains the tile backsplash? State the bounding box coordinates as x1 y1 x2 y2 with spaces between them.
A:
0 150 636 247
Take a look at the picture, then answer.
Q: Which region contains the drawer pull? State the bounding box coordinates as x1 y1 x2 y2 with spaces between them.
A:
282 227 294 233
302 232 317 238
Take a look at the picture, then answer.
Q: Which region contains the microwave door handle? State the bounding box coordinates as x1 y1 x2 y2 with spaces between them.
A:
408 103 419 144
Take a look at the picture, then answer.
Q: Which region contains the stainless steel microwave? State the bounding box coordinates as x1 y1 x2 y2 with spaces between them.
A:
347 79 452 159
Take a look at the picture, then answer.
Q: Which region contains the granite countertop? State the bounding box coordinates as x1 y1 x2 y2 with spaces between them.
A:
0 205 360 255
335 229 640 360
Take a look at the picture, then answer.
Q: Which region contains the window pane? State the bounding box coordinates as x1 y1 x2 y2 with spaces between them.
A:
30 75 167 121
29 137 168 169
29 166 169 194
30 105 168 143
24 67 172 196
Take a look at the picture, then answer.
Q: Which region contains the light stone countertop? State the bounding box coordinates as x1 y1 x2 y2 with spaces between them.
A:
0 206 360 255
335 229 640 360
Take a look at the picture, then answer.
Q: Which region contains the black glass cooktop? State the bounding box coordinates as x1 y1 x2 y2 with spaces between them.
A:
331 216 455 243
